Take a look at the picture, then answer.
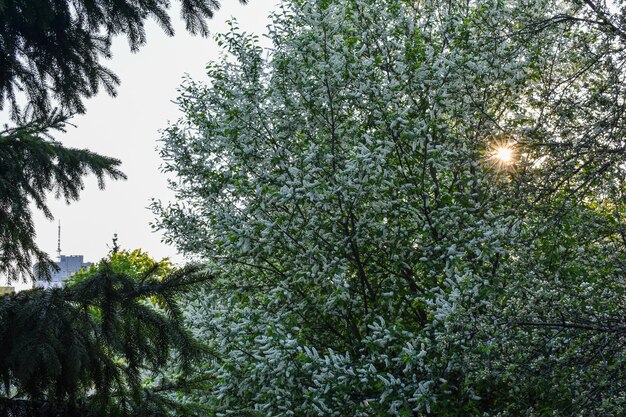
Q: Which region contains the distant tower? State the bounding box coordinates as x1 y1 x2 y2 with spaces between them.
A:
32 220 92 289
57 220 62 260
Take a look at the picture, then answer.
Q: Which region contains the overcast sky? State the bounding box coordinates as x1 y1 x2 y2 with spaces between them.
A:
9 1 276 289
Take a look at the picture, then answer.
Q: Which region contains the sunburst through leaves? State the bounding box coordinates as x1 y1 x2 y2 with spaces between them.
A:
489 140 518 171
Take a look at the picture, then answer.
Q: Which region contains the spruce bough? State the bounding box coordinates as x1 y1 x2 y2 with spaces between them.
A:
0 257 211 417
0 113 124 282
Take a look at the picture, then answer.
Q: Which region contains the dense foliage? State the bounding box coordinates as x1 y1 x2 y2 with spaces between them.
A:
0 0 248 119
154 0 626 415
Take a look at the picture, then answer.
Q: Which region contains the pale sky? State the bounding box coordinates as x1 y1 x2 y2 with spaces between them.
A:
9 1 276 289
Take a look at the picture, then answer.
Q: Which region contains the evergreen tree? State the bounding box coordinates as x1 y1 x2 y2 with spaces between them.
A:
0 0 248 282
0 0 248 119
0 253 212 417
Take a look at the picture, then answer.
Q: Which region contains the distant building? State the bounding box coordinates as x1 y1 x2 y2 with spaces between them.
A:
31 221 92 289
34 255 92 289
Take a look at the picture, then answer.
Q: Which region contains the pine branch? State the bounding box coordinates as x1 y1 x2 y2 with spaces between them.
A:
0 112 125 282
0 0 250 118
0 262 209 417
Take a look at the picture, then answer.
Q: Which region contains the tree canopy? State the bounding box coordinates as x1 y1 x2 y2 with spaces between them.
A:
153 0 626 415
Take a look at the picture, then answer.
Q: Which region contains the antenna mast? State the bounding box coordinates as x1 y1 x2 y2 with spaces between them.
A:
57 220 62 260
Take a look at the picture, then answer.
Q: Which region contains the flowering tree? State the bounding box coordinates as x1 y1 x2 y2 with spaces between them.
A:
154 0 625 415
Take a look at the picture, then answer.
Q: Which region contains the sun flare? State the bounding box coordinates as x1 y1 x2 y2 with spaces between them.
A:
495 146 513 163
489 141 517 170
